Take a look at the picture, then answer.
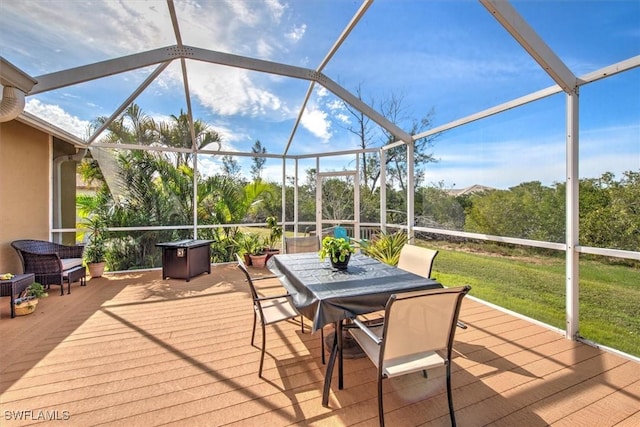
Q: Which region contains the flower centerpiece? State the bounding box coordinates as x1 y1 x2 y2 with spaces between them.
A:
319 236 356 270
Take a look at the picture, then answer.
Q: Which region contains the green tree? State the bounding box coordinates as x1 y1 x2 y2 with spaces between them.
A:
339 86 438 196
464 181 564 242
321 177 355 221
250 140 267 181
157 109 222 166
221 155 241 179
80 104 273 268
581 171 640 251
416 184 466 230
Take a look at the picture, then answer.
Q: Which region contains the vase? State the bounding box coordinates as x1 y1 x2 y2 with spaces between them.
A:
331 254 351 270
15 298 38 316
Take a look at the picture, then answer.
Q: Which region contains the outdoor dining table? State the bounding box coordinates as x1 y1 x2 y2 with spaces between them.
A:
266 252 442 406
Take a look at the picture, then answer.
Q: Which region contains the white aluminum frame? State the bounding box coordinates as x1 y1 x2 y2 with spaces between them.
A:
3 0 636 346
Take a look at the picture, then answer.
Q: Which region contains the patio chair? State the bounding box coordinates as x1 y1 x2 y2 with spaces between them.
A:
283 235 325 363
397 244 467 329
11 239 85 296
397 244 438 279
236 253 304 378
346 285 471 427
284 235 320 254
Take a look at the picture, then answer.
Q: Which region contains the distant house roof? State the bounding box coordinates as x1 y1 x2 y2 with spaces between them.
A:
446 184 494 196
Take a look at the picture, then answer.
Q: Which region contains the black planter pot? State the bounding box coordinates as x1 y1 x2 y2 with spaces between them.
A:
331 254 350 270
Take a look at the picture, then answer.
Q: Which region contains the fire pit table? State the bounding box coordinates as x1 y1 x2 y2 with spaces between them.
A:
156 239 213 281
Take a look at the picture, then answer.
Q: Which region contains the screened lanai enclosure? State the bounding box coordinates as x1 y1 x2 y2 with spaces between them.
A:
1 0 638 359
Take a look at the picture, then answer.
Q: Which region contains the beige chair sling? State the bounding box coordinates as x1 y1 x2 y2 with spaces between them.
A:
397 244 439 279
284 236 320 254
236 253 302 378
347 285 471 427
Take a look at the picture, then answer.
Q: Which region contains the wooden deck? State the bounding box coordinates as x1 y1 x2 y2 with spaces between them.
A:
1 264 638 426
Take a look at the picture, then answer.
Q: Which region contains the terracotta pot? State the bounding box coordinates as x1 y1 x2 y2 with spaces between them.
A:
249 254 268 268
88 262 106 278
265 249 279 262
243 253 252 266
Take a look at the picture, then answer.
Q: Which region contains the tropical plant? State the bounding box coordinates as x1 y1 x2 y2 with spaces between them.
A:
15 282 48 309
319 236 355 263
265 216 283 250
251 235 266 255
237 232 261 256
79 104 278 269
23 282 48 299
360 230 409 266
82 215 108 264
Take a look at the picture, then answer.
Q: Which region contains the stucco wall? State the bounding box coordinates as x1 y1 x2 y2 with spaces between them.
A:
0 120 50 273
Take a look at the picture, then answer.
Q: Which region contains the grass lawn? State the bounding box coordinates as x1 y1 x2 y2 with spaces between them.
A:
429 245 640 357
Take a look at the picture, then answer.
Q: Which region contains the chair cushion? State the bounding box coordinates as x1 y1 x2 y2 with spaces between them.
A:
61 258 83 270
260 297 299 325
383 351 445 378
350 324 446 378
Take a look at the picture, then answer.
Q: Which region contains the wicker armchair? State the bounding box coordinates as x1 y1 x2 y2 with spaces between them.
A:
11 240 85 296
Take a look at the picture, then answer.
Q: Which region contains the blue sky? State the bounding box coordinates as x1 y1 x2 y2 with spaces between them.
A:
1 0 638 190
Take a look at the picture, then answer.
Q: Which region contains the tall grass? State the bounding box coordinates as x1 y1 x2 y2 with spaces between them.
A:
429 245 640 357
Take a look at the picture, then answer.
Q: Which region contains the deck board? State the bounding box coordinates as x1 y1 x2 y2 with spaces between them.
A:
1 265 637 426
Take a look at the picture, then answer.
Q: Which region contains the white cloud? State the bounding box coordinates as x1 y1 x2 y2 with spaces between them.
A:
335 113 351 125
256 38 275 58
300 107 332 141
198 156 224 178
286 24 307 42
579 123 640 179
179 61 285 118
25 99 91 139
425 122 640 190
210 123 248 149
4 1 304 123
265 0 287 22
325 98 349 124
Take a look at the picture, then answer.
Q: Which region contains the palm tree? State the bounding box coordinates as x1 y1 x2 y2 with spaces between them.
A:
157 109 222 166
79 103 273 268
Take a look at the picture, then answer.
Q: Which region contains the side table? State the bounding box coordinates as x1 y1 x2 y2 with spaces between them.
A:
64 266 86 294
0 273 36 319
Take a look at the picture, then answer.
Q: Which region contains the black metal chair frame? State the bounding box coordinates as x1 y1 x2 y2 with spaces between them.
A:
236 254 309 377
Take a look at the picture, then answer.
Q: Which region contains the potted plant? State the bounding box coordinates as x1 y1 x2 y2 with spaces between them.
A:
359 230 408 266
319 236 356 270
15 282 48 316
237 232 260 265
249 235 268 268
83 215 108 278
265 216 283 260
